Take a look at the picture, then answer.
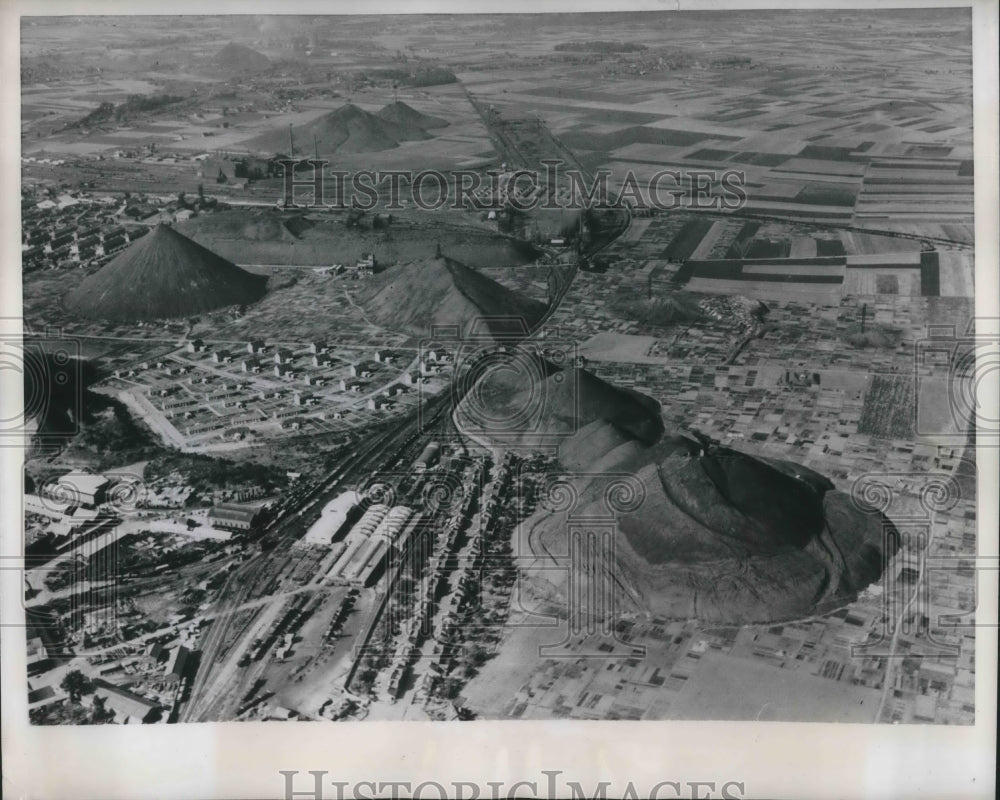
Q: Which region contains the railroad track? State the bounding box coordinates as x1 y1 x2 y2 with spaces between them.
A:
179 396 450 721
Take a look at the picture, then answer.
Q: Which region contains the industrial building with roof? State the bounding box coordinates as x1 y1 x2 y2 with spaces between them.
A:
28 684 65 712
208 503 261 532
414 441 441 470
164 645 191 684
42 471 110 508
92 679 162 724
304 490 362 546
324 504 418 587
27 637 52 676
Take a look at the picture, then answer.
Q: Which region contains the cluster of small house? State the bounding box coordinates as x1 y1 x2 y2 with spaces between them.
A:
121 338 442 441
21 189 148 271
386 457 501 701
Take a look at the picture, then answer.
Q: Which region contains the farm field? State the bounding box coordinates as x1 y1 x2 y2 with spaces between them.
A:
23 10 973 260
663 650 882 723
858 375 916 439
16 9 983 743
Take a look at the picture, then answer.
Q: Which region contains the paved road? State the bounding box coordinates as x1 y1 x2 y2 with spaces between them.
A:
872 502 944 723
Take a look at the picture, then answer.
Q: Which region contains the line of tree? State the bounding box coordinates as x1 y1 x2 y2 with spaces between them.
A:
554 41 648 53
360 66 458 87
69 94 186 129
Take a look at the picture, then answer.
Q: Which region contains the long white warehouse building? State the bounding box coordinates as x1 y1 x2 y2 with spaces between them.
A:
304 491 362 546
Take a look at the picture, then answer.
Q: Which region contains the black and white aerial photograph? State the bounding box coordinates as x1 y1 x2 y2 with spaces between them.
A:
5 6 997 784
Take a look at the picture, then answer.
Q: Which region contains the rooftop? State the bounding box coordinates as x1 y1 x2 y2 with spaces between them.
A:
208 503 260 524
51 472 110 498
93 679 161 722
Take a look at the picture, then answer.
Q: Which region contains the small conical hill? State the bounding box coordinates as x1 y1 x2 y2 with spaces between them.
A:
213 42 271 74
376 101 448 130
65 224 267 321
248 103 430 156
355 256 548 340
